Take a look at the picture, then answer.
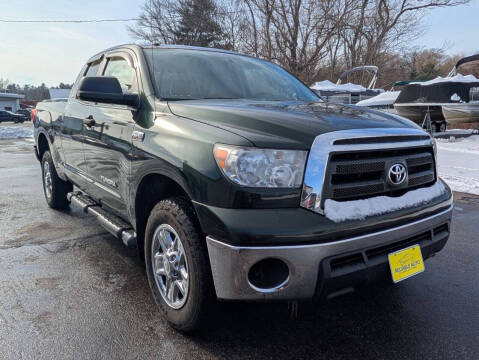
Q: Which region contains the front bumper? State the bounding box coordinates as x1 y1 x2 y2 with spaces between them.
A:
206 203 453 301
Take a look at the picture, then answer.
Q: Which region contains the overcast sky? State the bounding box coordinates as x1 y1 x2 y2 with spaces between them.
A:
0 0 478 87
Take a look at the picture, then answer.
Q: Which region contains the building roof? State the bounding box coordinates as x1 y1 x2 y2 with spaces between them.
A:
49 88 71 99
0 92 25 99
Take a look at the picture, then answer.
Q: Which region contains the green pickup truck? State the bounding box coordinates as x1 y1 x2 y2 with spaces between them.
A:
33 44 453 331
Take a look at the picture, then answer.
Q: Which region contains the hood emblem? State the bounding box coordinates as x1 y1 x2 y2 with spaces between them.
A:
388 163 407 186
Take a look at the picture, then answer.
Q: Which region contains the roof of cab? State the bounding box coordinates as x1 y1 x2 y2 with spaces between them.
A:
86 43 242 64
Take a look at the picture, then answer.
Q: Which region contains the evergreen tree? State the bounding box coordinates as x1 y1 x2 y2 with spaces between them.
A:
172 0 223 47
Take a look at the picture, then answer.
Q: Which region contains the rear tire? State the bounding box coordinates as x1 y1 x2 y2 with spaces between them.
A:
144 197 215 332
41 151 72 210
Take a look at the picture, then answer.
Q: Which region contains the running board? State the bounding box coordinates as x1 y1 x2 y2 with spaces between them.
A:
67 192 137 247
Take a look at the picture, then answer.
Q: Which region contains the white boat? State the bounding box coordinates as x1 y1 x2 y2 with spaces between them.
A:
356 90 401 113
442 102 479 124
310 66 383 105
394 55 479 127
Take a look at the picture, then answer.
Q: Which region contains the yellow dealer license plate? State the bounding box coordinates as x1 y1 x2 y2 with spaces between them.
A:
388 244 425 283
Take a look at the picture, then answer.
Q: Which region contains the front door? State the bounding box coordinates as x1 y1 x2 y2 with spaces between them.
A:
82 53 138 217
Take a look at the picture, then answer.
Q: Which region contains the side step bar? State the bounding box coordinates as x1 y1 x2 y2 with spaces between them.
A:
67 192 137 247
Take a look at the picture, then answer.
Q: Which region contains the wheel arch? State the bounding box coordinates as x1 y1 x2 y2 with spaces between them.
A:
37 131 50 160
133 171 200 259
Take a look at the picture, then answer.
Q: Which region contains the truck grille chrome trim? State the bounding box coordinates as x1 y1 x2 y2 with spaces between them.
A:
300 128 436 214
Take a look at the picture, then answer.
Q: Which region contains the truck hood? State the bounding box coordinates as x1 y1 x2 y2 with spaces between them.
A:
167 99 420 149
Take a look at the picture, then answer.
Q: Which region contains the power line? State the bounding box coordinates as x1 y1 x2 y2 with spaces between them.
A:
0 18 140 23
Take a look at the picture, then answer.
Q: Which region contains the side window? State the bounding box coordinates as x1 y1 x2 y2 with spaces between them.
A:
85 60 101 77
103 57 138 94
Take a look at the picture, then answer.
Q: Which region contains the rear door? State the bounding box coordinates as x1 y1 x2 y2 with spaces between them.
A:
82 52 138 217
61 59 103 186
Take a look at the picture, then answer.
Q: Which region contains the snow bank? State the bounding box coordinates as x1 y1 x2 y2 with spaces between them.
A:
0 126 33 139
437 135 479 195
356 91 401 106
311 80 367 93
412 73 479 86
324 182 446 223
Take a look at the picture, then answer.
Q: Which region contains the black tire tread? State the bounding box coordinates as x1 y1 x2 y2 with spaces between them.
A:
144 196 215 332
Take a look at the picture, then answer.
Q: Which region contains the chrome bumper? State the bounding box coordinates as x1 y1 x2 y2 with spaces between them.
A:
206 203 453 301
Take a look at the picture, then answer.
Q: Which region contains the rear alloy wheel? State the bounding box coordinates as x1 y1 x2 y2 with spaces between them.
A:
41 151 73 210
43 161 53 200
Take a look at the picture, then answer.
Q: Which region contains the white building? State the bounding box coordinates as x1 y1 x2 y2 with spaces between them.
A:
0 93 24 112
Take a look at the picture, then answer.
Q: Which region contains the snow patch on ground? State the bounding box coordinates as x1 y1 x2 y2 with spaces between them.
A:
437 135 479 195
0 126 33 139
324 182 446 223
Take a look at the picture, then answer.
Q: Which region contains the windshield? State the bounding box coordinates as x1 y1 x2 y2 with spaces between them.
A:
143 48 318 102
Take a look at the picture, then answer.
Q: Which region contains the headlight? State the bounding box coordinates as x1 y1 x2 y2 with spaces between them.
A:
213 144 307 188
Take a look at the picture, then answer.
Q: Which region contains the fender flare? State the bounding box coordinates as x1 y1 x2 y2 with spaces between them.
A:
129 162 193 223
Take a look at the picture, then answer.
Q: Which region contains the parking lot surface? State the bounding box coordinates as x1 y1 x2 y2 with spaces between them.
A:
0 129 478 359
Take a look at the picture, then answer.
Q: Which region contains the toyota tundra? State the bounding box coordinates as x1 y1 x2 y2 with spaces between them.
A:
33 44 453 331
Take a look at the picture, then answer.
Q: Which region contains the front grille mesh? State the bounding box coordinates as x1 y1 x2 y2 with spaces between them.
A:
323 146 436 202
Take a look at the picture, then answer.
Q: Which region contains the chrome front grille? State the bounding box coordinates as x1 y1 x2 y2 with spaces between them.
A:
323 147 436 201
300 128 437 214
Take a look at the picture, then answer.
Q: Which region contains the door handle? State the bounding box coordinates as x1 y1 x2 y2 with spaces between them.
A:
84 116 96 128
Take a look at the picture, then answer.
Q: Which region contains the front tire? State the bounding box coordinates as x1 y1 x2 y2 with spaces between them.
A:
144 197 214 332
41 151 72 210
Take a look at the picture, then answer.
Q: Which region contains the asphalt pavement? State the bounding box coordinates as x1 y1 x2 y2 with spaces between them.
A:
0 124 477 359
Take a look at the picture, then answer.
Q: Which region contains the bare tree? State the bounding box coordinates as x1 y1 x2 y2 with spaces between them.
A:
129 0 471 85
327 0 470 85
128 0 178 44
0 78 10 92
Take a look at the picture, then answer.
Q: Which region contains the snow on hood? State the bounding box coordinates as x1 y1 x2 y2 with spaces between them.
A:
412 73 479 86
324 181 446 222
356 91 401 106
310 80 367 93
0 126 33 139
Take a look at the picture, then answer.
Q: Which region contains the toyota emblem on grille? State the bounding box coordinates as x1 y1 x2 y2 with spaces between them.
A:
388 163 407 186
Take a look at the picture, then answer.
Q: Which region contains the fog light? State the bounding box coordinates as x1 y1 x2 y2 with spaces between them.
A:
248 258 289 291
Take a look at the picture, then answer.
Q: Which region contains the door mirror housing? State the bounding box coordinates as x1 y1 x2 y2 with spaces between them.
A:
77 76 139 107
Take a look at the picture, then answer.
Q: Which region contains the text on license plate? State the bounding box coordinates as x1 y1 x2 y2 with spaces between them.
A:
388 244 425 283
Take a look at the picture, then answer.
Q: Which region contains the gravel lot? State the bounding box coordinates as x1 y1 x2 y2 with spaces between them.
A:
0 123 478 359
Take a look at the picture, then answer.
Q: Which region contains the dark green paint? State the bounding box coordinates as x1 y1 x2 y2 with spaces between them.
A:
33 44 451 246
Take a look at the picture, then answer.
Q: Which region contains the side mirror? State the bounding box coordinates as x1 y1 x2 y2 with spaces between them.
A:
77 76 139 107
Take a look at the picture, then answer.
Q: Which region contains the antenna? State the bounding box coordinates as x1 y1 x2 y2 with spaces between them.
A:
150 0 156 117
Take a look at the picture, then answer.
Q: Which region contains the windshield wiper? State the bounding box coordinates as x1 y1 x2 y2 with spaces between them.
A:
161 97 198 101
200 97 243 100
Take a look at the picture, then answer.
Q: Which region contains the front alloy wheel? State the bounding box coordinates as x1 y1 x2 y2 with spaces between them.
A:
151 224 189 309
144 197 215 331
